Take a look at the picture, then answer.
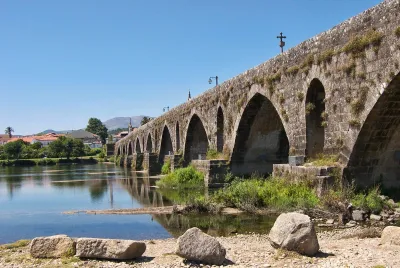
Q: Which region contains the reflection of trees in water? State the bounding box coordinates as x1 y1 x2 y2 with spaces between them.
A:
5 176 22 200
118 175 168 207
89 180 108 202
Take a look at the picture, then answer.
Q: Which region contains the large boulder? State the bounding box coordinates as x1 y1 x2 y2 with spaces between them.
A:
76 238 146 260
30 234 75 258
269 212 319 256
175 227 226 265
381 226 400 246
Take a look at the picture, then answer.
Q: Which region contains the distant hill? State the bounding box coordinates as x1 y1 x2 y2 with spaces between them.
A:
103 116 147 130
37 115 150 135
37 129 75 135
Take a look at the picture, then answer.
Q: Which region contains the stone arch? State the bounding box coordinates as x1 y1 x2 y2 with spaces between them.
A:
217 106 224 153
175 122 180 152
117 146 121 156
135 137 141 153
146 133 153 152
159 125 173 163
231 93 289 176
184 114 209 163
128 141 133 155
345 72 400 189
305 78 326 158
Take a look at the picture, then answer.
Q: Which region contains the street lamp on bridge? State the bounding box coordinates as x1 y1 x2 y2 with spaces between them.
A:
208 76 219 86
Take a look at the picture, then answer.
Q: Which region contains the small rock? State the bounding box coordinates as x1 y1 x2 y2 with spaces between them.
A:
352 210 366 221
381 226 400 246
326 219 335 224
30 234 75 258
269 212 319 256
175 227 226 265
76 238 146 260
346 220 357 227
379 195 388 201
370 214 382 221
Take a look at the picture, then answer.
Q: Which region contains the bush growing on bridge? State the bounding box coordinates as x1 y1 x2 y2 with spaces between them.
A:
156 166 204 189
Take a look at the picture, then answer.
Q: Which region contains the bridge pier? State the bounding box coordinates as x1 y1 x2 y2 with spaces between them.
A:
143 153 162 175
191 160 230 187
123 155 133 167
132 153 144 170
273 164 339 197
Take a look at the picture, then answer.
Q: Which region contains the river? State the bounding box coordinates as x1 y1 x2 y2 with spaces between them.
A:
0 164 275 244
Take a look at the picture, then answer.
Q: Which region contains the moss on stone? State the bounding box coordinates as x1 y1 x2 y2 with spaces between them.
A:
395 26 400 38
342 29 384 58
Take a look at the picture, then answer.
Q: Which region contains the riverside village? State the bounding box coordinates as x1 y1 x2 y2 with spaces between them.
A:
1 0 400 267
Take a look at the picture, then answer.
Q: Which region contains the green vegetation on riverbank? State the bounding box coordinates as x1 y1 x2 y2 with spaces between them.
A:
156 166 204 189
156 166 395 215
0 157 99 166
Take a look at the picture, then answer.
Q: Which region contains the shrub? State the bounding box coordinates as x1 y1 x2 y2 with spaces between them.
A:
213 176 319 211
351 186 385 214
206 148 227 160
156 166 204 189
161 159 171 175
305 103 315 115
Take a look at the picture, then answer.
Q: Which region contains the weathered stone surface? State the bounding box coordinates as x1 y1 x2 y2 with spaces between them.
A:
30 235 75 258
175 227 226 265
352 210 365 221
76 238 146 260
370 214 382 221
381 226 400 246
326 219 335 224
114 0 400 191
269 212 319 256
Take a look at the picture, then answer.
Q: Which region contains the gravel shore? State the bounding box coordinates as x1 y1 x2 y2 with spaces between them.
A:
1 226 398 268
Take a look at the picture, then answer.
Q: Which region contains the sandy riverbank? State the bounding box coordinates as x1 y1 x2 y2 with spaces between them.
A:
0 226 398 268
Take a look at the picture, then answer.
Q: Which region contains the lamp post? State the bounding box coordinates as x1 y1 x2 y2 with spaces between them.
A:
163 106 169 112
208 76 219 86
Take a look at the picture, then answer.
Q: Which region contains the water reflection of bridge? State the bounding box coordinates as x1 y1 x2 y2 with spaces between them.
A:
118 173 166 208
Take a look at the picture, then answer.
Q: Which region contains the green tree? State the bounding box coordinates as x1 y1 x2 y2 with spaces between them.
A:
63 137 74 159
48 137 66 158
72 139 85 157
141 116 152 126
5 127 14 138
86 118 108 145
3 140 24 159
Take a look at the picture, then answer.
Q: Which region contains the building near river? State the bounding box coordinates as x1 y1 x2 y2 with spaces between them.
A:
66 130 102 148
7 133 62 146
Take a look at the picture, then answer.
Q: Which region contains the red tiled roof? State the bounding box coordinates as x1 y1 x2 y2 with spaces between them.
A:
7 133 64 143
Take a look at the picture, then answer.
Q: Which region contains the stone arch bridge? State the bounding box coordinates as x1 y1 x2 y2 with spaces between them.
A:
116 0 400 188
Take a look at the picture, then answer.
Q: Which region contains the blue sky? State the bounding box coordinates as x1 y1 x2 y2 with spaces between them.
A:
0 0 382 135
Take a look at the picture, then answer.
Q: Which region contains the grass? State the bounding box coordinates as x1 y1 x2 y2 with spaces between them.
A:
0 240 30 250
395 26 400 38
342 29 384 58
213 176 319 212
306 154 339 166
206 148 227 160
285 65 300 76
156 166 204 189
349 119 361 128
351 186 385 214
297 92 304 102
317 49 335 65
305 102 316 115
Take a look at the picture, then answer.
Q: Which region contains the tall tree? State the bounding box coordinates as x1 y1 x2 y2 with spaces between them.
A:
86 118 108 144
5 127 14 138
141 116 152 126
3 140 24 159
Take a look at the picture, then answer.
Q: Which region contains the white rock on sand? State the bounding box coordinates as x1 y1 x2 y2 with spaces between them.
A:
269 212 319 256
30 234 75 258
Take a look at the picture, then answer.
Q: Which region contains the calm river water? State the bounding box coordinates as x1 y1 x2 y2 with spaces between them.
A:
0 164 275 244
